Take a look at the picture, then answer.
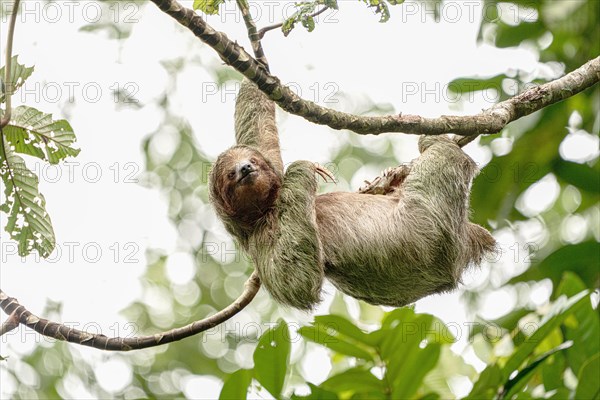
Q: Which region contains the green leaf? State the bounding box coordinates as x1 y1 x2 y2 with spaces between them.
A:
448 74 507 95
469 308 533 339
0 137 55 257
379 307 416 329
541 352 565 391
299 326 374 361
361 0 390 22
299 315 377 361
424 346 477 398
390 341 441 400
253 320 290 398
418 394 440 400
548 388 573 399
503 291 589 379
508 242 600 290
0 56 34 104
320 368 384 394
501 341 573 399
575 353 600 400
556 273 600 375
281 0 341 36
465 364 503 400
220 369 253 400
194 0 225 14
379 309 455 351
552 158 600 194
495 20 545 48
350 392 387 400
376 310 444 399
292 383 338 400
282 18 296 36
282 2 318 36
302 16 316 32
4 106 80 164
322 0 338 9
315 315 376 346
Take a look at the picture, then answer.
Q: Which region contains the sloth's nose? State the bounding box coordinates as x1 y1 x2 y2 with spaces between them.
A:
239 162 254 177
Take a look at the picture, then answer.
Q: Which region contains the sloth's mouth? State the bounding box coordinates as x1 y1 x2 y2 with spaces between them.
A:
238 170 257 183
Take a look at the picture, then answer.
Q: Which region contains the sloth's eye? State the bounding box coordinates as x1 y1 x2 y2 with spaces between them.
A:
228 171 235 179
250 158 257 164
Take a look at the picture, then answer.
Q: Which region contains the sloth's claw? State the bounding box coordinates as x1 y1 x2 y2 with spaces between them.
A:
315 164 336 183
383 167 394 177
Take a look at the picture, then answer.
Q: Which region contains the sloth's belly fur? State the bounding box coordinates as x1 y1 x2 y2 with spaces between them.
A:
316 191 464 307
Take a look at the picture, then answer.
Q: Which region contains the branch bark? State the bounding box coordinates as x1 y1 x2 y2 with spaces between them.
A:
0 272 260 351
149 0 600 137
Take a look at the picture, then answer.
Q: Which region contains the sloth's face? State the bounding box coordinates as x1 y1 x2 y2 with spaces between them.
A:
210 146 281 224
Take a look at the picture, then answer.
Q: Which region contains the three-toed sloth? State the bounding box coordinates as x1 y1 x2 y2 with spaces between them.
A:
209 80 495 310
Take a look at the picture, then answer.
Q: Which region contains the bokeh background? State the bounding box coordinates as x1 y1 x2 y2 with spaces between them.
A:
0 0 598 398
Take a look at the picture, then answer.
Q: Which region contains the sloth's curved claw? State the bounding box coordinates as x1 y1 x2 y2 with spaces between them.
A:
383 167 394 177
315 164 336 183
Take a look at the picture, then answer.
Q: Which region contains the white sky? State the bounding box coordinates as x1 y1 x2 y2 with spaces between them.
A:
0 0 591 397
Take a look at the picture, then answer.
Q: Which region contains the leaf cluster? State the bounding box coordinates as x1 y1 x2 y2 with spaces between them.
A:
0 57 80 257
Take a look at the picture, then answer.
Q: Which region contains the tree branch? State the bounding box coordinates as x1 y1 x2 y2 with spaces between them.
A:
149 0 600 137
0 272 260 351
0 0 21 129
236 0 269 70
0 312 19 336
257 6 330 39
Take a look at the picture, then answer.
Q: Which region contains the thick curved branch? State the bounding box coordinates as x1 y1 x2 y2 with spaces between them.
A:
149 0 600 137
0 272 260 351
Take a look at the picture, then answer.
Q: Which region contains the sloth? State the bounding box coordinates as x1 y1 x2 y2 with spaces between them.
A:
209 80 496 310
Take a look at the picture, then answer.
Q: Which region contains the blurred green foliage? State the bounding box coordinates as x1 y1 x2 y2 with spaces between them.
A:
1 0 598 399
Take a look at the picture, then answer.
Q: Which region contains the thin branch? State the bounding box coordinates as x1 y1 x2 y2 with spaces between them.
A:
0 272 261 351
257 6 330 39
456 133 480 147
236 0 269 70
0 312 19 335
149 0 600 137
0 0 21 128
